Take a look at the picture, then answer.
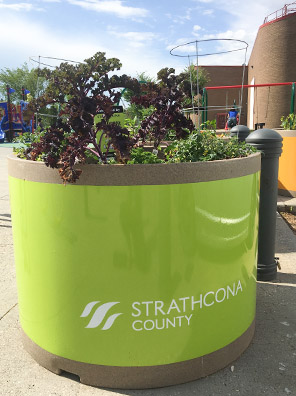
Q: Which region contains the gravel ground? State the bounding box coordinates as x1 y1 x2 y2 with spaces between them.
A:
280 211 296 235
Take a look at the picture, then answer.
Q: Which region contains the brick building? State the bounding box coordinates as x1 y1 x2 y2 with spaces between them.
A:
247 8 296 129
201 65 248 128
201 4 296 129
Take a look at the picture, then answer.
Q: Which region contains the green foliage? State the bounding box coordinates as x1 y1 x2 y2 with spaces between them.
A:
165 131 257 163
12 130 44 159
123 72 154 103
123 72 156 122
123 116 139 136
0 63 46 101
124 105 155 127
132 67 194 147
280 113 296 130
124 67 209 121
178 65 209 108
201 119 216 131
127 147 164 164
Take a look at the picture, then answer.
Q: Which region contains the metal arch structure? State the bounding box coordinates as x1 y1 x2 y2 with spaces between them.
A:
29 55 83 69
28 56 84 126
170 38 249 129
169 38 248 58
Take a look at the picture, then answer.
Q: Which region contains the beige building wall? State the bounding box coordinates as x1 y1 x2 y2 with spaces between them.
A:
248 12 296 129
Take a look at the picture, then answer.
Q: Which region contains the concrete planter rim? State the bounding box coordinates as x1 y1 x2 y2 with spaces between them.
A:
8 152 261 186
275 129 296 137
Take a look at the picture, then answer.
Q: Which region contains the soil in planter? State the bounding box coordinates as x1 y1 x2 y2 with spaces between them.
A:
280 211 296 235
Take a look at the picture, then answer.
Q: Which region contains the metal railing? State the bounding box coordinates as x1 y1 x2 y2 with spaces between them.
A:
263 2 296 24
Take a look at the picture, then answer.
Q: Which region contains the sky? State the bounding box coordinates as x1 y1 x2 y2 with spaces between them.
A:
0 0 291 78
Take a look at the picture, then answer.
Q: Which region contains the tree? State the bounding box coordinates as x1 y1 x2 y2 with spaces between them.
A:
0 63 59 129
123 72 155 120
178 65 210 108
0 63 46 102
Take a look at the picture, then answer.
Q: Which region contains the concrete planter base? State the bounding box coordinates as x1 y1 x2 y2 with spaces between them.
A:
8 153 260 389
22 321 255 389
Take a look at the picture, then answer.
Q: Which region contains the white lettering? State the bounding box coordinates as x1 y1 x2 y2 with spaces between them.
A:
144 320 155 331
130 280 244 332
227 284 236 298
132 321 142 331
131 302 141 317
132 316 194 331
203 291 214 306
155 319 165 330
216 288 226 303
191 294 203 310
166 317 176 328
179 297 190 312
142 301 153 316
236 280 243 294
155 301 165 316
167 299 181 315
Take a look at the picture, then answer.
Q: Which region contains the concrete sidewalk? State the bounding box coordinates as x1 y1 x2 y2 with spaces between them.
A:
278 195 296 214
0 147 295 396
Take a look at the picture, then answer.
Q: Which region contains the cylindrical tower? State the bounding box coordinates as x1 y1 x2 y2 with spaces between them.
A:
248 11 296 129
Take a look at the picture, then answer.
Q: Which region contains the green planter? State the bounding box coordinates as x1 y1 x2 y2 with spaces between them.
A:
8 153 260 389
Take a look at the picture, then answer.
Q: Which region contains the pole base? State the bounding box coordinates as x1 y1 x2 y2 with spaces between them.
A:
257 260 278 281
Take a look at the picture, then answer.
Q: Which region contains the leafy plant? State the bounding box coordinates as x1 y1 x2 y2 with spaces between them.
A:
20 54 193 182
123 72 156 121
13 130 45 159
131 67 194 148
127 147 164 164
201 119 216 131
165 131 256 163
18 52 256 183
280 113 296 130
22 53 142 181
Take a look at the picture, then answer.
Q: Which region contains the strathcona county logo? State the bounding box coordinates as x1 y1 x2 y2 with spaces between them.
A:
80 301 123 330
81 280 244 331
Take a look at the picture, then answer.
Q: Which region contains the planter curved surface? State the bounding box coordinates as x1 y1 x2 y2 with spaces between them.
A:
277 130 296 197
8 153 260 389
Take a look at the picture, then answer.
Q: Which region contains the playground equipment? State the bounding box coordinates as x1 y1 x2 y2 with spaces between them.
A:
0 85 34 143
0 100 33 143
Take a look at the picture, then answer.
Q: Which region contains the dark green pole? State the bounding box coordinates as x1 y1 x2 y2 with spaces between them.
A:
202 88 207 128
246 129 283 281
204 88 208 125
290 83 295 113
116 88 126 106
201 89 205 127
